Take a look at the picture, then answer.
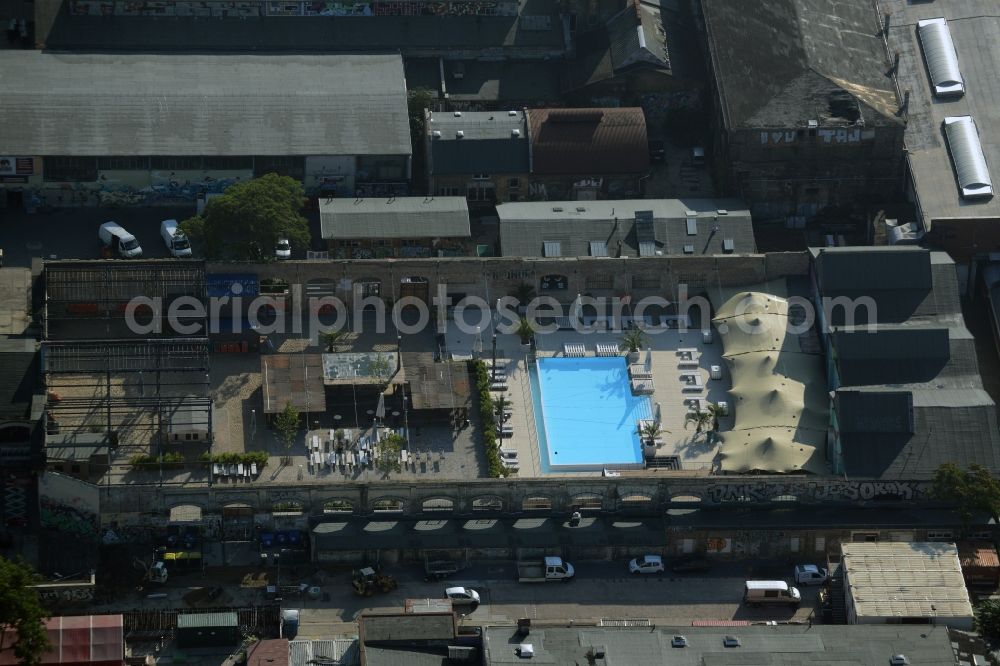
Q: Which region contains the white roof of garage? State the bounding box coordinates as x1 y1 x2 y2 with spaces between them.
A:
842 542 973 620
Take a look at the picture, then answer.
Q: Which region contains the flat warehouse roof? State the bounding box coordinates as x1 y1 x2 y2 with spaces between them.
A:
885 0 1000 222
0 52 411 157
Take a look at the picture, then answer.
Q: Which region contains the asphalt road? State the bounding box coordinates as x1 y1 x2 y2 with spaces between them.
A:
0 205 325 267
88 558 823 632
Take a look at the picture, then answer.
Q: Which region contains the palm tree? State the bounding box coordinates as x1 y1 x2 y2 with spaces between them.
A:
620 328 645 353
511 283 536 308
685 409 713 435
639 421 666 445
320 329 345 352
704 403 727 432
516 317 535 345
494 394 510 418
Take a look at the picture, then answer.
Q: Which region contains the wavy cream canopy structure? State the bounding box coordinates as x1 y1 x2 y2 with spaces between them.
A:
712 291 828 474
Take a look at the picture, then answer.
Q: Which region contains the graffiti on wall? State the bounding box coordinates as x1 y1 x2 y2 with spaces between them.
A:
39 472 101 541
759 128 877 145
40 496 99 540
705 480 926 505
32 172 247 207
35 581 96 605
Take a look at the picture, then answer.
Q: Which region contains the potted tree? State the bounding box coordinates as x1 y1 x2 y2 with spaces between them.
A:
516 317 535 347
620 329 645 364
684 409 713 437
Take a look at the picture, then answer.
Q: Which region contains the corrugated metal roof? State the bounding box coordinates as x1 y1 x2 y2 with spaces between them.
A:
177 612 238 628
843 542 974 620
527 107 649 174
0 52 411 157
289 639 358 666
944 115 994 198
917 18 965 97
319 197 471 240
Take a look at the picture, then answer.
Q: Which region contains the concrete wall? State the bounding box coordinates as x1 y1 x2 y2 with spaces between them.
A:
211 253 811 305
93 476 932 525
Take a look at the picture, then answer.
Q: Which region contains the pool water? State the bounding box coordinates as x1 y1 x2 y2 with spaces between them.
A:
530 357 652 471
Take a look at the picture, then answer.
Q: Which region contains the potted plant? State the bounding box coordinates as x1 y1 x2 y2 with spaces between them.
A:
620 329 645 363
516 317 535 347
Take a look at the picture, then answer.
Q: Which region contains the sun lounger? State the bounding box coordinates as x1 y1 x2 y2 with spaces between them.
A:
212 463 221 476
499 448 518 460
490 382 508 392
502 459 520 470
563 343 587 358
629 364 653 379
237 463 245 476
250 463 257 477
595 343 619 357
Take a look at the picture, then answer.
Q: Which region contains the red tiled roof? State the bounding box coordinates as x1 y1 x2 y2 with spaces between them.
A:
527 107 649 175
959 543 1000 569
1 615 123 666
247 639 289 666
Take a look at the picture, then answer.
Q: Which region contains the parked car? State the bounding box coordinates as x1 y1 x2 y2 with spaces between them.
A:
628 555 665 575
275 238 291 259
160 219 192 257
445 586 481 604
743 580 801 608
671 556 711 573
793 564 829 585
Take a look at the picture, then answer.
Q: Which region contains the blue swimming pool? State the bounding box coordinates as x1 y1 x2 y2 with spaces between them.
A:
530 357 651 471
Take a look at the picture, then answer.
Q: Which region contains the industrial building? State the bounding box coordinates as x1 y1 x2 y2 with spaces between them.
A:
842 542 975 630
701 0 905 221
0 52 411 208
883 0 1000 263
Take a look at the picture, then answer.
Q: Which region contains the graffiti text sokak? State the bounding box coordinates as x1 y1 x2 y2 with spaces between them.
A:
36 586 95 604
706 480 924 504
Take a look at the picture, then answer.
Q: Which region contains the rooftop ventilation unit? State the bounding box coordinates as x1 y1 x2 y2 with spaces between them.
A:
432 130 442 138
917 18 965 98
723 239 735 253
686 218 697 236
517 644 534 658
511 129 521 137
717 209 728 215
456 130 465 138
943 116 993 199
683 244 694 254
552 206 563 212
454 111 463 117
508 110 518 116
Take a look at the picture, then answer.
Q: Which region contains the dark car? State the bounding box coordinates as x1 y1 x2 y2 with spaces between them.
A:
671 556 712 573
648 139 666 162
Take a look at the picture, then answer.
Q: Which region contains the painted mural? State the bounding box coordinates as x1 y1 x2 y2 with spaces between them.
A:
16 169 251 207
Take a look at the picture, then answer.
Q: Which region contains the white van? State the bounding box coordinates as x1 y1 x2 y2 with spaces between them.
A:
98 221 142 258
160 219 193 258
743 580 801 608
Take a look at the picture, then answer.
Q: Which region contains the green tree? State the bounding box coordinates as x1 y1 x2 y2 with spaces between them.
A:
639 421 667 444
320 329 345 353
0 558 50 666
368 354 392 381
273 403 301 458
704 403 727 432
685 410 713 435
376 433 404 477
931 463 1000 529
516 317 535 345
179 174 310 260
407 88 435 192
976 598 1000 641
620 329 645 353
510 283 536 307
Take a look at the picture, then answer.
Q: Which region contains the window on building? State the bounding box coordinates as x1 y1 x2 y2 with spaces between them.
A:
437 187 460 196
97 156 150 171
632 275 660 289
585 275 612 290
508 177 521 189
254 156 305 179
926 531 953 542
151 156 204 171
467 185 495 202
43 156 98 182
472 173 491 180
539 274 568 291
71 465 81 473
204 156 254 170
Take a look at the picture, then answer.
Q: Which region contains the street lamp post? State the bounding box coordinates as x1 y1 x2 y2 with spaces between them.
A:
491 298 500 381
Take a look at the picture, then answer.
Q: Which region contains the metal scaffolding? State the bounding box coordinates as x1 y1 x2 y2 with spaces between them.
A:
44 259 207 340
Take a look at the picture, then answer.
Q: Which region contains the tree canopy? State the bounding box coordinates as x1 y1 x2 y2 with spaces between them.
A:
180 173 310 260
273 403 301 453
0 558 50 666
931 462 1000 528
976 598 1000 642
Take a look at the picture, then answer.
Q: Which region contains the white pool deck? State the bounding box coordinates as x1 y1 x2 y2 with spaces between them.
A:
446 324 732 477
